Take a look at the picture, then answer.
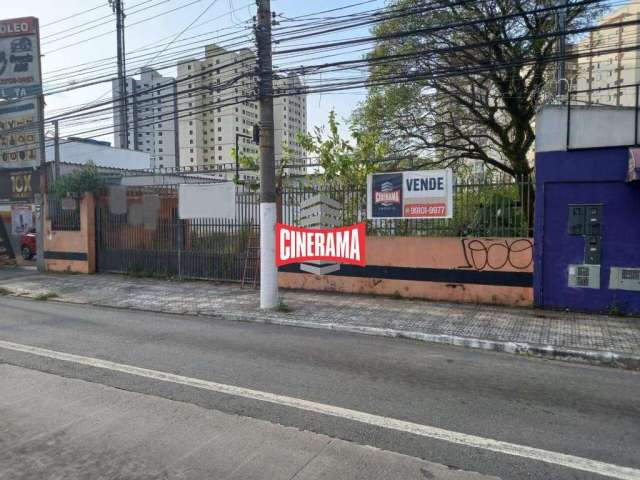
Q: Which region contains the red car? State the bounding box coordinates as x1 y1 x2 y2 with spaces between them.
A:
20 228 36 260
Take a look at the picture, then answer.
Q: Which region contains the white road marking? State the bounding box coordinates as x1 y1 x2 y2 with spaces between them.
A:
0 339 637 480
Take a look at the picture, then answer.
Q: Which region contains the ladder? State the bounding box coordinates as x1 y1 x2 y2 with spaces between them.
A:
241 224 260 289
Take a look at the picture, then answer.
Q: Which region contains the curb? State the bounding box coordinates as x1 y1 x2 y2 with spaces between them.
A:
218 311 640 371
3 293 639 370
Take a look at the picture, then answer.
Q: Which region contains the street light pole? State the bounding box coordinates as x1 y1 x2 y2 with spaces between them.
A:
556 0 568 98
235 132 252 182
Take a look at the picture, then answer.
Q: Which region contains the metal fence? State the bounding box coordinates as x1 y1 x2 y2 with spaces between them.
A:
95 185 259 281
47 197 81 231
94 175 532 281
279 176 533 238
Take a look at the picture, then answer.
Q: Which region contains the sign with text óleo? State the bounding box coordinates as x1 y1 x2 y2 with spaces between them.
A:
367 169 453 219
0 17 41 99
276 223 366 267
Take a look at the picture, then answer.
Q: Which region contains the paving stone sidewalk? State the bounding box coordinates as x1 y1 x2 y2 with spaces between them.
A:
1 267 639 368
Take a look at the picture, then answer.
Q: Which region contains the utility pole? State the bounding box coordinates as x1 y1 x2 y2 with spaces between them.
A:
53 120 60 180
556 0 568 98
110 0 129 149
255 0 278 309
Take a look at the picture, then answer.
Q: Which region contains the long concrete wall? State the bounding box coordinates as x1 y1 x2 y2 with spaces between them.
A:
279 236 533 306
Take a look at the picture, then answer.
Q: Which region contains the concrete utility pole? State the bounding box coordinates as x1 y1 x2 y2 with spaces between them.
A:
110 0 129 149
255 0 279 309
556 0 568 98
53 120 60 181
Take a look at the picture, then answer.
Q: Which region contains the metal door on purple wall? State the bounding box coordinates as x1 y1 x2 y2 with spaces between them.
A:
540 181 640 314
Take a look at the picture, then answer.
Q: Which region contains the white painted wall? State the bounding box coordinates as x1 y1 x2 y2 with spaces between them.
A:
536 104 640 152
45 139 150 170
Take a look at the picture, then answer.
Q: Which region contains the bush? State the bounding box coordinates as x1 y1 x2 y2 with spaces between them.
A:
52 161 103 199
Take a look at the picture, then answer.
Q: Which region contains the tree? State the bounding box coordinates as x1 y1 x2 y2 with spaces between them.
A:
297 110 389 187
355 0 607 227
52 161 103 199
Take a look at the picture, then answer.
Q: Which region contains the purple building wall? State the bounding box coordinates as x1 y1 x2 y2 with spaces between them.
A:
535 147 640 314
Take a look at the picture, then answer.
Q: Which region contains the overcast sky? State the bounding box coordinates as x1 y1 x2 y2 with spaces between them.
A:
2 0 385 144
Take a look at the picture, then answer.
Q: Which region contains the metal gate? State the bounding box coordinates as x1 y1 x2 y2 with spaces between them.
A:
95 186 259 282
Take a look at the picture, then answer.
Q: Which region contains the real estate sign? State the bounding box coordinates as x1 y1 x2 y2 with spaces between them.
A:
367 169 454 219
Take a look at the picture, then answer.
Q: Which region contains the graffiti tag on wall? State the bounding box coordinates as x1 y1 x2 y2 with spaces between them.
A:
459 238 533 271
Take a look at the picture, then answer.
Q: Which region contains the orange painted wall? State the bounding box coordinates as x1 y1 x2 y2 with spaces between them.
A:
44 194 96 274
278 236 533 306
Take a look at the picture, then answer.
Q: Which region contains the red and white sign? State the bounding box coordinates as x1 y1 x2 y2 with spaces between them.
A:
276 223 366 267
0 17 37 37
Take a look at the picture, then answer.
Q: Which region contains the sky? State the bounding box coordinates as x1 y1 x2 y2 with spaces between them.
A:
2 0 386 144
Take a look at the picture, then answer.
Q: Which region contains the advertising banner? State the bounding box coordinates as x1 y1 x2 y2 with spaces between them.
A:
0 168 39 202
11 204 32 235
276 223 366 267
0 219 15 261
0 98 41 169
0 17 41 99
367 169 453 219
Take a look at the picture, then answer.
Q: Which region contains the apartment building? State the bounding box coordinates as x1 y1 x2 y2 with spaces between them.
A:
176 43 307 180
274 72 307 174
177 44 258 180
575 1 640 106
112 67 178 170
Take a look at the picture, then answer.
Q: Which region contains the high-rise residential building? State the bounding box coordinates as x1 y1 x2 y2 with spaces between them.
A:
112 67 179 170
274 72 307 174
176 44 307 180
575 1 640 106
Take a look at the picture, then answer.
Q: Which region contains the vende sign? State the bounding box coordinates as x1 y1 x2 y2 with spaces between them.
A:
276 223 366 267
367 169 453 219
0 17 37 37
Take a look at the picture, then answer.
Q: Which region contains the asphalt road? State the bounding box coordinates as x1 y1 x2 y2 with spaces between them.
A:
0 296 638 480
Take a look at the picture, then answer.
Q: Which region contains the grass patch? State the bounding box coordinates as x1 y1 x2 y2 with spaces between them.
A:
275 300 293 313
34 292 59 301
0 287 12 296
607 301 628 317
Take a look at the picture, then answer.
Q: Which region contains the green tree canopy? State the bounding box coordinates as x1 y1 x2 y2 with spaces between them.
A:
297 110 389 187
354 0 606 179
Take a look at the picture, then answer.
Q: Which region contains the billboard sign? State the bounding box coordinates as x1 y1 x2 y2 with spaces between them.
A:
0 17 41 99
0 168 39 202
367 169 453 219
276 223 366 268
11 204 33 235
0 98 41 169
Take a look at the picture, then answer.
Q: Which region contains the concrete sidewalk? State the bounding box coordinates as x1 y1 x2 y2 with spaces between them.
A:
0 267 639 369
0 364 495 480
